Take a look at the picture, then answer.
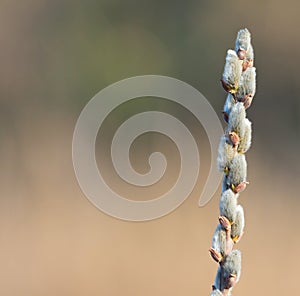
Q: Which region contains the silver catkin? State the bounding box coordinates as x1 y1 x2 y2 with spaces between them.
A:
238 118 252 153
220 189 237 223
222 250 242 283
236 67 256 100
217 135 236 172
231 205 245 242
210 289 223 296
235 28 251 52
226 154 247 189
222 50 242 93
246 43 254 61
228 102 246 138
212 224 227 257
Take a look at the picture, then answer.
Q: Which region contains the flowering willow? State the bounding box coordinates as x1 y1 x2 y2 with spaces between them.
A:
209 28 256 296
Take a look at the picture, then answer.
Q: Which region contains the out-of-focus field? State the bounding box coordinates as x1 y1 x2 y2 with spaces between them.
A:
1 0 300 295
1 116 299 295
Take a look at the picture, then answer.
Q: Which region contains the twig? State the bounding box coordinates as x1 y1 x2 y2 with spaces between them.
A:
209 28 256 296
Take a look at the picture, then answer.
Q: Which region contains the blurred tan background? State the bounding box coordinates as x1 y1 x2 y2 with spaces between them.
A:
1 0 300 295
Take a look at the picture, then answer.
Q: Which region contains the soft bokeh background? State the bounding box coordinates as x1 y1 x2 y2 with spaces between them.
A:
1 0 299 295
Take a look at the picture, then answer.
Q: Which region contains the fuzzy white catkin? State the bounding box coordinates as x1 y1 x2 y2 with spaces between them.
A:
235 28 251 52
222 50 242 91
226 154 247 187
220 189 237 223
223 93 235 116
214 266 232 296
246 43 254 60
212 224 227 256
236 67 256 100
210 288 223 296
222 250 242 283
213 266 222 291
217 135 236 172
231 205 245 241
238 118 252 153
228 102 246 138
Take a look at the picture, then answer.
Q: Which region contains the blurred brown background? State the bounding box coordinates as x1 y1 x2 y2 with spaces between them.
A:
1 0 299 295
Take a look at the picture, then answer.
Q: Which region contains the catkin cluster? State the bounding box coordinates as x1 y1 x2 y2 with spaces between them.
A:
209 28 256 296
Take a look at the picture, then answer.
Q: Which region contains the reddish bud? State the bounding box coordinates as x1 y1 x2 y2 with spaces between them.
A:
238 94 253 109
209 248 223 263
228 132 240 148
237 49 246 60
242 59 254 71
232 181 249 193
